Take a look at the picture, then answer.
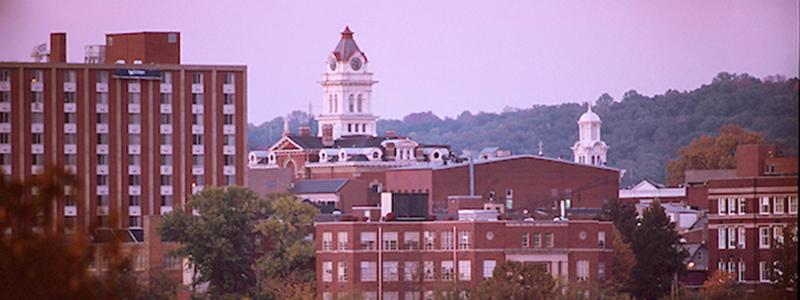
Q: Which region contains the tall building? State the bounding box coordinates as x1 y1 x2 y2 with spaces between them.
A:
571 102 608 166
0 32 247 282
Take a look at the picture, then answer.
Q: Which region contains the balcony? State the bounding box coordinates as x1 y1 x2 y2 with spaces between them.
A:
160 104 172 114
128 82 140 93
63 103 77 113
31 102 44 112
0 124 9 133
96 124 108 133
160 124 172 134
0 103 10 112
96 186 109 195
128 104 140 113
223 83 235 94
129 206 141 216
64 123 77 133
191 125 203 134
128 165 141 175
96 144 109 154
192 145 204 155
128 186 141 195
160 83 172 94
223 125 235 134
191 84 204 94
31 123 44 133
31 144 44 154
223 145 236 155
160 165 172 175
128 145 141 154
64 144 77 154
64 82 76 92
160 145 173 154
0 144 10 153
223 104 236 114
191 104 204 114
223 166 236 175
128 124 141 134
64 205 77 216
160 186 173 195
31 82 43 92
96 103 108 113
192 167 204 175
96 83 108 93
96 165 108 175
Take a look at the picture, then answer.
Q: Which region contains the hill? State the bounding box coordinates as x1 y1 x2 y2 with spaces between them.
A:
248 73 799 186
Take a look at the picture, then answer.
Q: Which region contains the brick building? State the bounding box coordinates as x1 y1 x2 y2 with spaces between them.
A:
706 144 798 287
0 31 247 282
315 216 615 300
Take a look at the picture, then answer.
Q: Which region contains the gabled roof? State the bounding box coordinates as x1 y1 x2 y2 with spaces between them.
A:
332 26 367 62
630 178 665 191
291 179 349 194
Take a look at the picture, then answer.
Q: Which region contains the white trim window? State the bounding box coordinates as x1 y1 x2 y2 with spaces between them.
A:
322 232 333 251
458 260 471 281
383 232 398 250
576 260 590 281
338 261 348 282
759 227 771 249
737 227 746 249
760 197 770 215
728 198 737 215
738 260 745 282
382 261 399 282
738 197 746 215
424 261 435 281
727 227 736 249
404 261 419 281
483 260 496 279
759 261 771 282
337 232 348 250
789 196 798 214
441 260 454 281
360 261 377 282
360 231 376 250
718 260 726 272
773 226 784 245
718 198 727 215
322 261 333 282
718 227 727 250
773 197 784 215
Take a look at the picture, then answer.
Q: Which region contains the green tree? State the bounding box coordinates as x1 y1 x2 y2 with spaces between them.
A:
772 225 798 299
474 261 556 299
255 194 319 299
666 124 765 185
602 198 637 244
629 201 688 300
159 186 268 298
608 227 635 298
0 167 138 299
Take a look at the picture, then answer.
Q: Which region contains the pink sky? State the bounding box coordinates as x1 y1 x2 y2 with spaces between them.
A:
1 0 797 123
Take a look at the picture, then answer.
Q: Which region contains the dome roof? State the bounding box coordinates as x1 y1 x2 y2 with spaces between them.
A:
578 102 601 123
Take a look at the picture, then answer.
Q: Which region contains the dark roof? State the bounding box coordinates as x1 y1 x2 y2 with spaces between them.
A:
291 179 349 194
285 134 387 150
286 135 324 149
349 154 369 161
332 26 367 62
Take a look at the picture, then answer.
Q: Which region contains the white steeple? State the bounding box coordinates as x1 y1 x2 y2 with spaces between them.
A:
316 26 378 139
571 101 608 166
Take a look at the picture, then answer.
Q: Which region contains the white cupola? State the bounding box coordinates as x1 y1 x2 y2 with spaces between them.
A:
571 102 608 166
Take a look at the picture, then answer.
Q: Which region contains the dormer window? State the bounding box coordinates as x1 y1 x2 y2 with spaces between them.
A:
765 164 776 174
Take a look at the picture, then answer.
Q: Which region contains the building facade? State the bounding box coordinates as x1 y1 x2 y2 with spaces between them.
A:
315 218 614 300
0 31 247 234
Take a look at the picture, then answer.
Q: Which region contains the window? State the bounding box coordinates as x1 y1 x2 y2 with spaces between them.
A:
31 133 43 144
0 154 10 164
362 292 377 300
128 154 141 166
404 261 419 281
96 154 108 165
64 154 77 165
383 232 398 250
64 112 77 124
192 155 204 166
223 114 234 125
223 155 235 166
192 113 203 125
424 261 435 281
128 92 140 104
789 196 798 214
223 134 235 146
224 72 235 85
759 227 770 249
0 112 9 123
128 113 141 124
337 261 348 282
728 198 737 215
441 261 454 281
738 227 746 249
192 93 203 105
759 261 770 282
96 92 108 104
599 262 606 281
96 71 108 83
160 175 172 186
383 261 399 282
160 134 172 145
360 261 377 282
773 197 784 214
441 231 453 250
128 175 140 186
348 95 354 112
31 154 44 165
64 92 76 103
97 113 108 124
129 195 140 206
404 231 420 250
760 197 770 214
192 175 204 186
192 134 203 145
0 92 8 104
738 198 746 215
224 94 235 104
160 113 172 125
96 175 108 186
738 260 745 282
160 72 171 84
160 195 173 206
483 260 496 279
423 231 435 250
128 133 141 145
728 227 736 249
458 260 471 281
192 72 203 84
544 232 554 248
576 260 590 281
718 198 727 215
458 231 471 249
322 232 333 251
129 216 141 229
163 255 181 270
718 227 727 250
160 93 172 104
31 92 43 104
774 226 784 245
31 112 44 123
598 231 606 248
360 231 376 250
322 261 333 282
0 69 8 82
337 232 348 250
96 195 109 206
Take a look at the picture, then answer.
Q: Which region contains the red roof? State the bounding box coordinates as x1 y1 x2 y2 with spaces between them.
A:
332 26 368 62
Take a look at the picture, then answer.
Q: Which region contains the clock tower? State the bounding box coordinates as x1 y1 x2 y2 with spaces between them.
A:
317 26 378 139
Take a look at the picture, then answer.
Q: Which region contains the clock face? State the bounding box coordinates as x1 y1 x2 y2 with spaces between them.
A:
350 57 362 71
329 59 337 71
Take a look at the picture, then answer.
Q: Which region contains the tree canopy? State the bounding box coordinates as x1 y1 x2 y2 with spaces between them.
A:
629 201 688 300
474 261 556 299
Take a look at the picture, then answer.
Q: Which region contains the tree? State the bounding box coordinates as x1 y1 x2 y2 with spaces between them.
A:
666 124 765 185
602 198 637 244
254 194 319 299
159 186 268 298
772 225 798 299
608 227 635 298
629 201 688 300
0 167 137 299
701 271 743 300
474 261 556 299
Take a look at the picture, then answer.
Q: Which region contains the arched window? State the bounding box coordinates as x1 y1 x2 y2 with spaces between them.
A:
333 95 338 113
328 94 333 113
348 95 355 112
357 94 363 112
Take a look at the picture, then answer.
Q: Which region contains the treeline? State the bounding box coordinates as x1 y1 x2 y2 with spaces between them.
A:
248 73 799 186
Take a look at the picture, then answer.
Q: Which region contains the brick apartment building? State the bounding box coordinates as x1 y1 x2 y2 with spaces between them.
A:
0 31 247 283
706 144 798 286
315 216 614 300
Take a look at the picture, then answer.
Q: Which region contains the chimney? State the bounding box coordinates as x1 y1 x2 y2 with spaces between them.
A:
322 124 334 147
385 130 396 138
50 33 67 63
298 126 312 137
